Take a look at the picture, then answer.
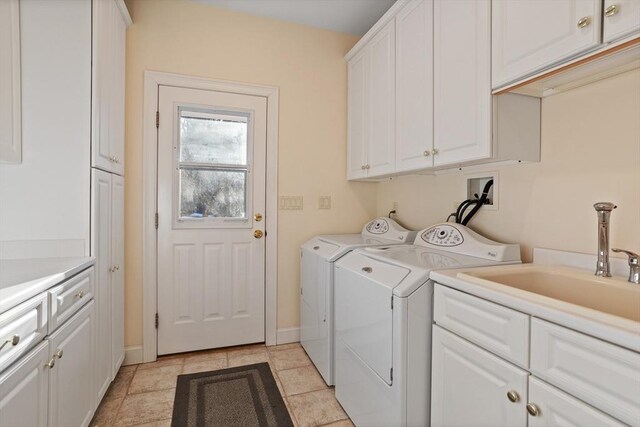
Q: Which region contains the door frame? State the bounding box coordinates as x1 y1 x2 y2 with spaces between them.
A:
141 71 279 363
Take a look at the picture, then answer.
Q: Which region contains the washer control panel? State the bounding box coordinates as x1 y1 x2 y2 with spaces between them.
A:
421 225 463 247
414 223 521 262
362 218 417 243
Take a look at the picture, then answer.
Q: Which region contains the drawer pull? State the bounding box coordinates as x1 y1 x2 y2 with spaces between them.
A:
54 349 63 359
362 267 373 273
604 4 619 17
507 390 520 403
577 16 592 28
75 290 86 299
0 335 20 351
526 403 540 416
46 358 56 369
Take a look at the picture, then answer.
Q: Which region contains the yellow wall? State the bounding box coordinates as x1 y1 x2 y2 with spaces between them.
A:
377 70 640 262
123 0 377 346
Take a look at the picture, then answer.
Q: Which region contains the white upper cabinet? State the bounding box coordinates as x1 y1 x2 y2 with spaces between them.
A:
433 0 492 167
492 0 603 88
347 20 396 179
0 0 21 164
367 20 396 177
603 0 640 43
347 50 368 180
395 0 434 173
92 0 128 176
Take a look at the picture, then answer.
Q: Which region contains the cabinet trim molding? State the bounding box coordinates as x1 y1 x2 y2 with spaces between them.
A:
0 0 22 164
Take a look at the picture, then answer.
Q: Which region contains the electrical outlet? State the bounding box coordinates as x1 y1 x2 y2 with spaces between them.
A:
393 201 399 210
318 196 331 209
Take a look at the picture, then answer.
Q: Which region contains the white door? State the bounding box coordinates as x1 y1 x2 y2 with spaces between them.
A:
492 0 602 88
157 85 267 355
347 49 368 180
111 174 125 375
527 376 625 427
433 0 491 167
603 0 640 43
91 168 112 402
395 0 434 173
0 341 49 427
48 302 95 427
431 325 528 427
367 19 396 177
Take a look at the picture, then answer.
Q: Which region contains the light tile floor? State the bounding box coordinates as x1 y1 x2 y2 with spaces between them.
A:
90 343 353 427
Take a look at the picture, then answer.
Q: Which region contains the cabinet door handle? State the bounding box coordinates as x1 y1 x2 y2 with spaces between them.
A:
526 403 540 416
365 164 370 170
54 349 63 359
423 150 430 157
362 267 373 273
75 290 86 299
431 148 439 155
0 335 20 351
507 390 520 403
577 16 592 28
604 4 619 17
46 358 56 369
361 165 366 170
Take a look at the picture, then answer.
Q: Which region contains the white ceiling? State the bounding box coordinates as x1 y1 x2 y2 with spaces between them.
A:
194 0 396 36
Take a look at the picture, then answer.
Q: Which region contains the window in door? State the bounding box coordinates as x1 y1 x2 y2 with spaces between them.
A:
174 107 252 228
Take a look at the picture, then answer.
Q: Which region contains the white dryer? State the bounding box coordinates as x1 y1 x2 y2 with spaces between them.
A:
300 217 417 386
334 223 521 427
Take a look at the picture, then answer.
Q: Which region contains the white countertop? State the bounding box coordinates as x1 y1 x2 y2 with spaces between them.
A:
430 265 640 352
0 257 95 313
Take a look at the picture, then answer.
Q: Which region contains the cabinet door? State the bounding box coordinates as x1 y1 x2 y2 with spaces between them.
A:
395 0 434 173
528 376 626 427
492 0 602 88
111 174 125 376
603 0 640 43
431 325 528 427
0 341 49 427
433 0 491 167
91 168 112 402
48 301 95 427
347 49 368 180
367 20 396 177
92 0 125 175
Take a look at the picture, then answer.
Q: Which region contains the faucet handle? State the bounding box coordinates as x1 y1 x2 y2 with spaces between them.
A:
612 248 639 264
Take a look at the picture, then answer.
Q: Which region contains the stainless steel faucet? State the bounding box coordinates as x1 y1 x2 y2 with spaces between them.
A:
594 202 617 277
612 249 640 284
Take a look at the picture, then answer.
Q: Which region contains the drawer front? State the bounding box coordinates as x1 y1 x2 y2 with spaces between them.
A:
434 284 530 367
0 293 48 374
48 267 94 333
530 318 640 425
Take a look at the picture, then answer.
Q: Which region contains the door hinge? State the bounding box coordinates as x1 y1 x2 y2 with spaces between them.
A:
391 295 394 309
155 213 159 229
155 313 159 329
390 367 393 382
156 111 159 128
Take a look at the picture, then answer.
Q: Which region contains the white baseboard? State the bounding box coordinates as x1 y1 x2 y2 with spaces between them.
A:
276 327 300 345
123 345 143 366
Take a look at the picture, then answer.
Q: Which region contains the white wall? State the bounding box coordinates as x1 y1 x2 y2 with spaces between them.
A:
377 70 640 263
0 0 91 259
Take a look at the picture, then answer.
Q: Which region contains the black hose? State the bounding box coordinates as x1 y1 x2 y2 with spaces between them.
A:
455 199 476 223
461 179 494 225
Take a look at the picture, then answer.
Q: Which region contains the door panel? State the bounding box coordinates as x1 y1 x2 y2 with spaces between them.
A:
91 168 112 401
431 325 528 427
395 0 434 173
603 0 640 43
434 0 491 167
347 50 368 180
492 0 602 87
157 85 267 355
111 174 125 375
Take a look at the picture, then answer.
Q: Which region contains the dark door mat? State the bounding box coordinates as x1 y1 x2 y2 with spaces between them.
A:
171 362 294 427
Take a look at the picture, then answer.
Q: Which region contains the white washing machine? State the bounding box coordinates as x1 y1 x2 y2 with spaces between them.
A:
334 223 521 427
300 217 417 386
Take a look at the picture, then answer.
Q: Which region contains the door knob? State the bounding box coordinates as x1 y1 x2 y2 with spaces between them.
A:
254 230 264 239
604 4 619 17
254 213 263 222
577 16 592 28
526 403 540 416
507 390 520 402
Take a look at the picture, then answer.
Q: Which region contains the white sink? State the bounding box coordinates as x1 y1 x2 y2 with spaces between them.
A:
457 265 640 322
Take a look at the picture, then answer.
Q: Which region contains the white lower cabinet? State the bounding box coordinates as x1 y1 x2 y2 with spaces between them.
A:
48 301 95 427
0 341 49 427
431 325 528 427
92 169 125 402
431 285 637 427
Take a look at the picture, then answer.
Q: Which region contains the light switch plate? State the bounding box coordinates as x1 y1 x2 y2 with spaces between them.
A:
279 196 303 210
318 196 331 209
